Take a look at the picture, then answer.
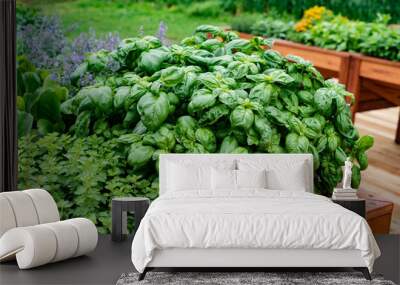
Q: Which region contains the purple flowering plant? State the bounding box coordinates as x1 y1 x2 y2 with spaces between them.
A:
61 29 121 86
17 6 170 89
17 12 120 88
156 21 170 46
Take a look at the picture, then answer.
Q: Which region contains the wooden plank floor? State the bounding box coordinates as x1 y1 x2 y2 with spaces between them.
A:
355 107 400 234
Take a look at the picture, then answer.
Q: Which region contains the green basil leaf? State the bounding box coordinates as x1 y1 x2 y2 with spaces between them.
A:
138 48 169 74
137 92 170 131
17 110 33 138
357 151 368 170
128 144 155 171
160 66 185 87
195 128 216 152
198 104 230 126
230 105 254 130
220 135 239 153
188 90 217 113
351 165 361 189
249 83 274 105
356 135 374 153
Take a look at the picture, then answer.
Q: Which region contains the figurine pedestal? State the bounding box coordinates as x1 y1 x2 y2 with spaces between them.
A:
332 188 358 200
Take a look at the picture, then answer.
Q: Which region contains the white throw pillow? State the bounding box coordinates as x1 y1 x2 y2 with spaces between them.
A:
212 168 237 190
211 169 268 190
167 162 212 191
236 169 267 189
237 158 309 191
266 164 307 191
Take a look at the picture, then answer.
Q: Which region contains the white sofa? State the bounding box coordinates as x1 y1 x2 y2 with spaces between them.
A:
0 189 98 269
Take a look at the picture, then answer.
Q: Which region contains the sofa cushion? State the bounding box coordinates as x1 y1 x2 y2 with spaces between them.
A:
0 196 16 237
24 189 60 224
0 189 60 238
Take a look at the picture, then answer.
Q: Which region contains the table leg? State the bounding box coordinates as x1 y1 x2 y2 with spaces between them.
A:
122 210 127 238
112 201 123 242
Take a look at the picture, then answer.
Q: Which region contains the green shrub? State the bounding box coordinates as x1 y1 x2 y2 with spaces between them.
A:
265 0 400 23
241 13 400 61
220 0 267 14
231 13 264 34
187 1 222 17
18 132 158 234
16 56 68 137
251 18 294 39
292 14 400 61
16 4 39 27
156 0 201 7
141 0 400 22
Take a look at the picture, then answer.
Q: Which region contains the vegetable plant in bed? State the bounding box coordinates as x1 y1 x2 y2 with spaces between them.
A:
64 25 373 197
239 6 400 62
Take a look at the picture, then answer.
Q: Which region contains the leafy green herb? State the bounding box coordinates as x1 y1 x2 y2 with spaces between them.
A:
19 26 376 233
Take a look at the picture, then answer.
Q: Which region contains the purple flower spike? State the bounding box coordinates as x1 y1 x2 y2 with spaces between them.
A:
156 21 169 46
17 12 121 88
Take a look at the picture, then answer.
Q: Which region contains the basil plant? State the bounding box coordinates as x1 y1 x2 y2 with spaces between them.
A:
62 25 373 196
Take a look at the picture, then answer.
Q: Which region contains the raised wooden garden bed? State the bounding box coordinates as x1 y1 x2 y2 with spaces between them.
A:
236 32 400 143
274 40 351 86
347 54 400 143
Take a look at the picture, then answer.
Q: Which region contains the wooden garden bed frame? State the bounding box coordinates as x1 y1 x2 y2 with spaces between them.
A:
273 39 351 86
347 54 400 143
236 32 400 143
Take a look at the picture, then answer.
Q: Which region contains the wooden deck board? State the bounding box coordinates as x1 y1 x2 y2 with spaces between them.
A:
355 107 400 233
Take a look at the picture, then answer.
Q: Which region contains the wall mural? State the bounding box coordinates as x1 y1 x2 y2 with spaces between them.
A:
16 1 399 234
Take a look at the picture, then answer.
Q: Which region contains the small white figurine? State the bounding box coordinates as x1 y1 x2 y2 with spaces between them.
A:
342 158 352 189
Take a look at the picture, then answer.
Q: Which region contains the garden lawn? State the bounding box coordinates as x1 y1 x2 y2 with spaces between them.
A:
24 0 231 41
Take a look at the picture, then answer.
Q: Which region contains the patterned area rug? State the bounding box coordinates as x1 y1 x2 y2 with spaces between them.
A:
117 272 395 285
